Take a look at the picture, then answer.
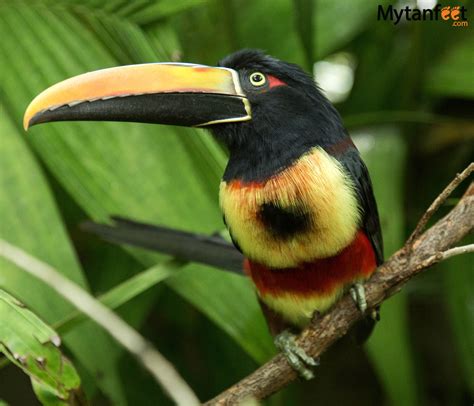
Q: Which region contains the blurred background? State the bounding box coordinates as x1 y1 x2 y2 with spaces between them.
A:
0 0 472 404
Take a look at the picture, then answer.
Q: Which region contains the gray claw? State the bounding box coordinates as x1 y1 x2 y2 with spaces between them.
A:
350 282 367 313
370 307 380 321
274 330 319 380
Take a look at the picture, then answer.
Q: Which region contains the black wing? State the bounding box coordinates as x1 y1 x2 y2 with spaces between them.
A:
81 216 244 273
339 146 384 265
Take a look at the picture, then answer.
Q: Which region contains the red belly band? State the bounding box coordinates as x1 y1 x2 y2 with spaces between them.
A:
244 230 377 297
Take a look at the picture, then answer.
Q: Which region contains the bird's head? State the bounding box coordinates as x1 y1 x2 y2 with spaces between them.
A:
24 49 345 180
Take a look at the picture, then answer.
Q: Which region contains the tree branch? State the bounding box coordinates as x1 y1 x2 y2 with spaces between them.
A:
207 169 474 405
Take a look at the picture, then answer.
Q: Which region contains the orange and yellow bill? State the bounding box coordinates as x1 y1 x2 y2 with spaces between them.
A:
24 63 251 130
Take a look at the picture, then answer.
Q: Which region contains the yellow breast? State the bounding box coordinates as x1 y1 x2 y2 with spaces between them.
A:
219 147 361 268
263 290 345 327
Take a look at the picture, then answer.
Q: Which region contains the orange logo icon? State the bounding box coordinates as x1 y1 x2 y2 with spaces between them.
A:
441 6 462 20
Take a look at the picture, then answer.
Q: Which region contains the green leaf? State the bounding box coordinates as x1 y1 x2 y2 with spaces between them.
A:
32 381 79 406
425 37 474 98
0 289 81 404
356 128 419 406
0 105 125 402
54 0 207 22
129 0 208 24
57 260 183 333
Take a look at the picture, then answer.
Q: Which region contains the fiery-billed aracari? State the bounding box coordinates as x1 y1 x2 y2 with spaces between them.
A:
24 49 383 379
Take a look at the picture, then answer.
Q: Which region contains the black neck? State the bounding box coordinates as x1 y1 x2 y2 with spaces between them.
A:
217 90 347 182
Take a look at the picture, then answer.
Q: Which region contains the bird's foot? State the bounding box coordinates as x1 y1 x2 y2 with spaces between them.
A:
350 283 380 322
350 282 367 314
274 330 319 380
370 306 381 322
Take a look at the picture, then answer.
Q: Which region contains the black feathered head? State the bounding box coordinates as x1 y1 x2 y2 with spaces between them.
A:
212 49 346 181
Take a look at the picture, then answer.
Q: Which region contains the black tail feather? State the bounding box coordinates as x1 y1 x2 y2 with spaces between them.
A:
80 217 244 273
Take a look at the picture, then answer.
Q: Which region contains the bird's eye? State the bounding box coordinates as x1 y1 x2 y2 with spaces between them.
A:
249 72 266 87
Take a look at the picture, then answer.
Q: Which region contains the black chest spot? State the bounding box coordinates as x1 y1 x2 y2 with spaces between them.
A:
258 203 311 239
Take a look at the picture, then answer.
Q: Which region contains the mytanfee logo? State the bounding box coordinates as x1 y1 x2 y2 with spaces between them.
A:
378 4 469 27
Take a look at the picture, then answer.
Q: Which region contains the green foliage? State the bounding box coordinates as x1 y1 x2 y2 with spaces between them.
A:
0 103 126 403
0 0 472 404
0 289 81 404
443 251 474 394
56 260 183 333
359 130 419 406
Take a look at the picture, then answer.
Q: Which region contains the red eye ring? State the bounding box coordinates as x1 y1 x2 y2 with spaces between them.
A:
268 75 286 88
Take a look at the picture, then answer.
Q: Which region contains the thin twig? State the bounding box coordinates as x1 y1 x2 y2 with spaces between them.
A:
0 240 199 406
441 244 474 260
406 162 473 247
206 166 474 405
411 243 474 273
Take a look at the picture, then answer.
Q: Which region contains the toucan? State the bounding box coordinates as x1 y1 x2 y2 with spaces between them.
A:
24 49 383 379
